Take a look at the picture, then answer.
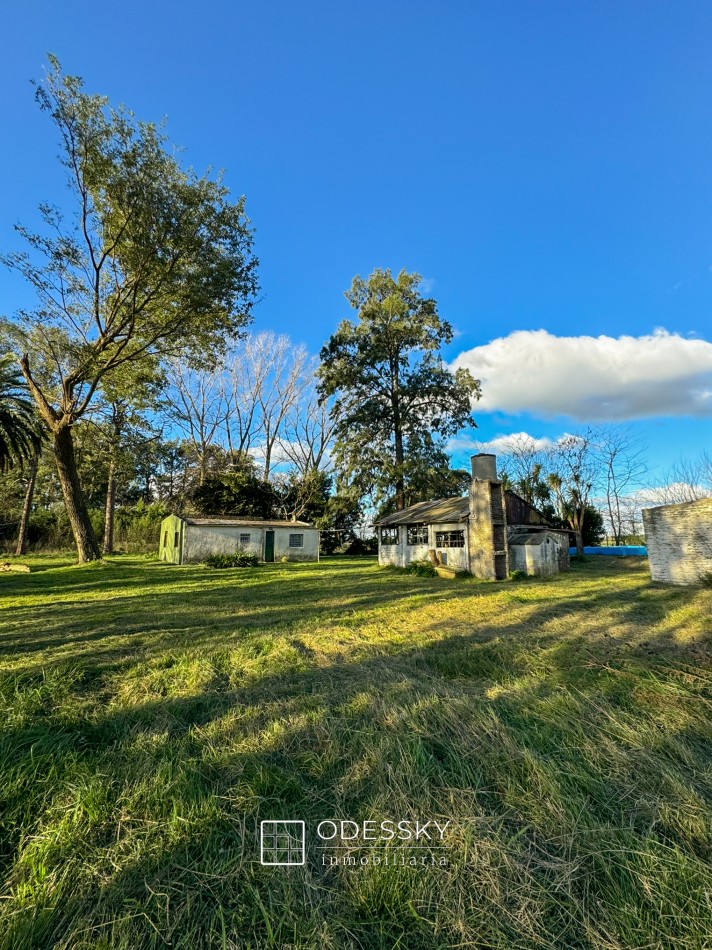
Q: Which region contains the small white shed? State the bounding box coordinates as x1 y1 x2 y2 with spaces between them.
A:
508 531 570 577
159 515 320 565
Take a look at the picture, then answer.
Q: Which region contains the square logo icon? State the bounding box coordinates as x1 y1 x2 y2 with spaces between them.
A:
260 820 305 866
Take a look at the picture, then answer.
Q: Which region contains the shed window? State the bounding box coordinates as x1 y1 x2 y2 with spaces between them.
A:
289 534 304 548
380 527 398 546
240 533 251 544
407 524 428 545
162 532 167 547
174 531 179 547
435 530 464 548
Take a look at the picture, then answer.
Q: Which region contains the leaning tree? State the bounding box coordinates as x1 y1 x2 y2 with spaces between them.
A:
1 57 258 560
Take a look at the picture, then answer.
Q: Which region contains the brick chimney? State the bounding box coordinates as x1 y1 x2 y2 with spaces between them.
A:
467 453 509 580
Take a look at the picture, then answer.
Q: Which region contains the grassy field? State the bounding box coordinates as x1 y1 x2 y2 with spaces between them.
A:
0 555 710 949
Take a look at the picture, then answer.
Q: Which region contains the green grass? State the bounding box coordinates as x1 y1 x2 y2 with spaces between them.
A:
0 555 710 949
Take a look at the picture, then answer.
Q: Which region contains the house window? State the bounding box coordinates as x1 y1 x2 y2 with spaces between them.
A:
240 533 251 544
289 534 304 548
174 531 179 547
407 524 428 545
435 530 464 548
380 527 398 546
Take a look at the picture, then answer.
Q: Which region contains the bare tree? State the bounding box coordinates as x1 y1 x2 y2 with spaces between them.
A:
594 425 648 543
167 363 226 485
550 429 601 558
279 387 338 477
656 452 712 504
493 434 553 506
253 334 311 479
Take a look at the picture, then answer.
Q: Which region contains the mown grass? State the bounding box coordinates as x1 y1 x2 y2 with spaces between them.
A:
0 555 710 949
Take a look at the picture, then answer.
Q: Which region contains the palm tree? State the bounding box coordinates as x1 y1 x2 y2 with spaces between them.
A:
0 354 42 472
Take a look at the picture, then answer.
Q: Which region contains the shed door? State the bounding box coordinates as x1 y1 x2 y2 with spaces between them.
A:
264 530 275 562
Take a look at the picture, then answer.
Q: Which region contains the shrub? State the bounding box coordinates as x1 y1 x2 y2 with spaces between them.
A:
404 558 437 577
204 552 260 568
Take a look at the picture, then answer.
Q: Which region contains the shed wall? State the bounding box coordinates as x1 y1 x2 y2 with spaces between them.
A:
180 524 319 564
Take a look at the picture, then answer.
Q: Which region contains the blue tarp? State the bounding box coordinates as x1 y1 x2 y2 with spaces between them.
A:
568 546 647 557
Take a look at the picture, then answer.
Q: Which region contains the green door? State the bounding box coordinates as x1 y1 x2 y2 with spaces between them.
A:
264 530 275 562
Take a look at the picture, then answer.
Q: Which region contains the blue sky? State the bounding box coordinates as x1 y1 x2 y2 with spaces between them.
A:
1 1 711 484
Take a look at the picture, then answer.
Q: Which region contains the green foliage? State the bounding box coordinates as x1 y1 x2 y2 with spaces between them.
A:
582 504 605 545
403 557 437 576
191 468 273 518
318 268 481 510
0 354 42 472
1 57 258 560
204 551 259 568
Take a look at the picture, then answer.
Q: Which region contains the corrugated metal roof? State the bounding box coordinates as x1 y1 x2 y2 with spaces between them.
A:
374 496 470 526
182 517 315 528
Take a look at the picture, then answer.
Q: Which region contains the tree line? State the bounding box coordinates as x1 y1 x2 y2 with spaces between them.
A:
3 59 708 563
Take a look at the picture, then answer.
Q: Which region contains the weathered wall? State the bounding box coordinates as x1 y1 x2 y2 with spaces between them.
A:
431 522 469 571
509 534 566 577
158 515 184 564
183 525 264 563
642 498 712 585
378 523 469 570
181 525 319 563
272 528 320 562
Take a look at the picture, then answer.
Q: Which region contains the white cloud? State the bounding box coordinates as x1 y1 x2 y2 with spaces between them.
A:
447 431 560 455
451 328 712 420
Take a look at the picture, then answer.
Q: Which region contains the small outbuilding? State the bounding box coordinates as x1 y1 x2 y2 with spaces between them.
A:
642 496 712 585
159 515 320 565
508 531 569 577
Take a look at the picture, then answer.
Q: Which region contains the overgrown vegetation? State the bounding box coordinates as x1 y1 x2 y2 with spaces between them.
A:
0 556 710 948
205 551 260 568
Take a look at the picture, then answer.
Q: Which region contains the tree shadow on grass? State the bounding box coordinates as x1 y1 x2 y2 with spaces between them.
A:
1 557 711 947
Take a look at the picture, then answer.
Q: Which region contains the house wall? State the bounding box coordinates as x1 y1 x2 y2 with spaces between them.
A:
272 527 320 562
642 499 712 585
431 522 469 571
180 524 319 564
378 523 469 571
159 515 184 564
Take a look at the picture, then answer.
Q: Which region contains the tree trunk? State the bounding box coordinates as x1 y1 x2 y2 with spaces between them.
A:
575 529 584 560
53 425 101 562
15 451 39 556
394 425 405 511
103 459 116 554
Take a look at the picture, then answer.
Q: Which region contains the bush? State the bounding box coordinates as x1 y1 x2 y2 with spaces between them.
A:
204 552 260 568
403 558 437 577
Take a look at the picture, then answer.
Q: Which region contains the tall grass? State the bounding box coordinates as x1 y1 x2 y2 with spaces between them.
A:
0 556 710 948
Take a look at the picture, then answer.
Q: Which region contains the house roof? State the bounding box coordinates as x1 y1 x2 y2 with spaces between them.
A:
181 517 315 528
374 496 470 526
508 532 556 546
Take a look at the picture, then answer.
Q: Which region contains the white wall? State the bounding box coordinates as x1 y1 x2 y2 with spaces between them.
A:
272 527 320 562
182 525 319 563
378 522 469 571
